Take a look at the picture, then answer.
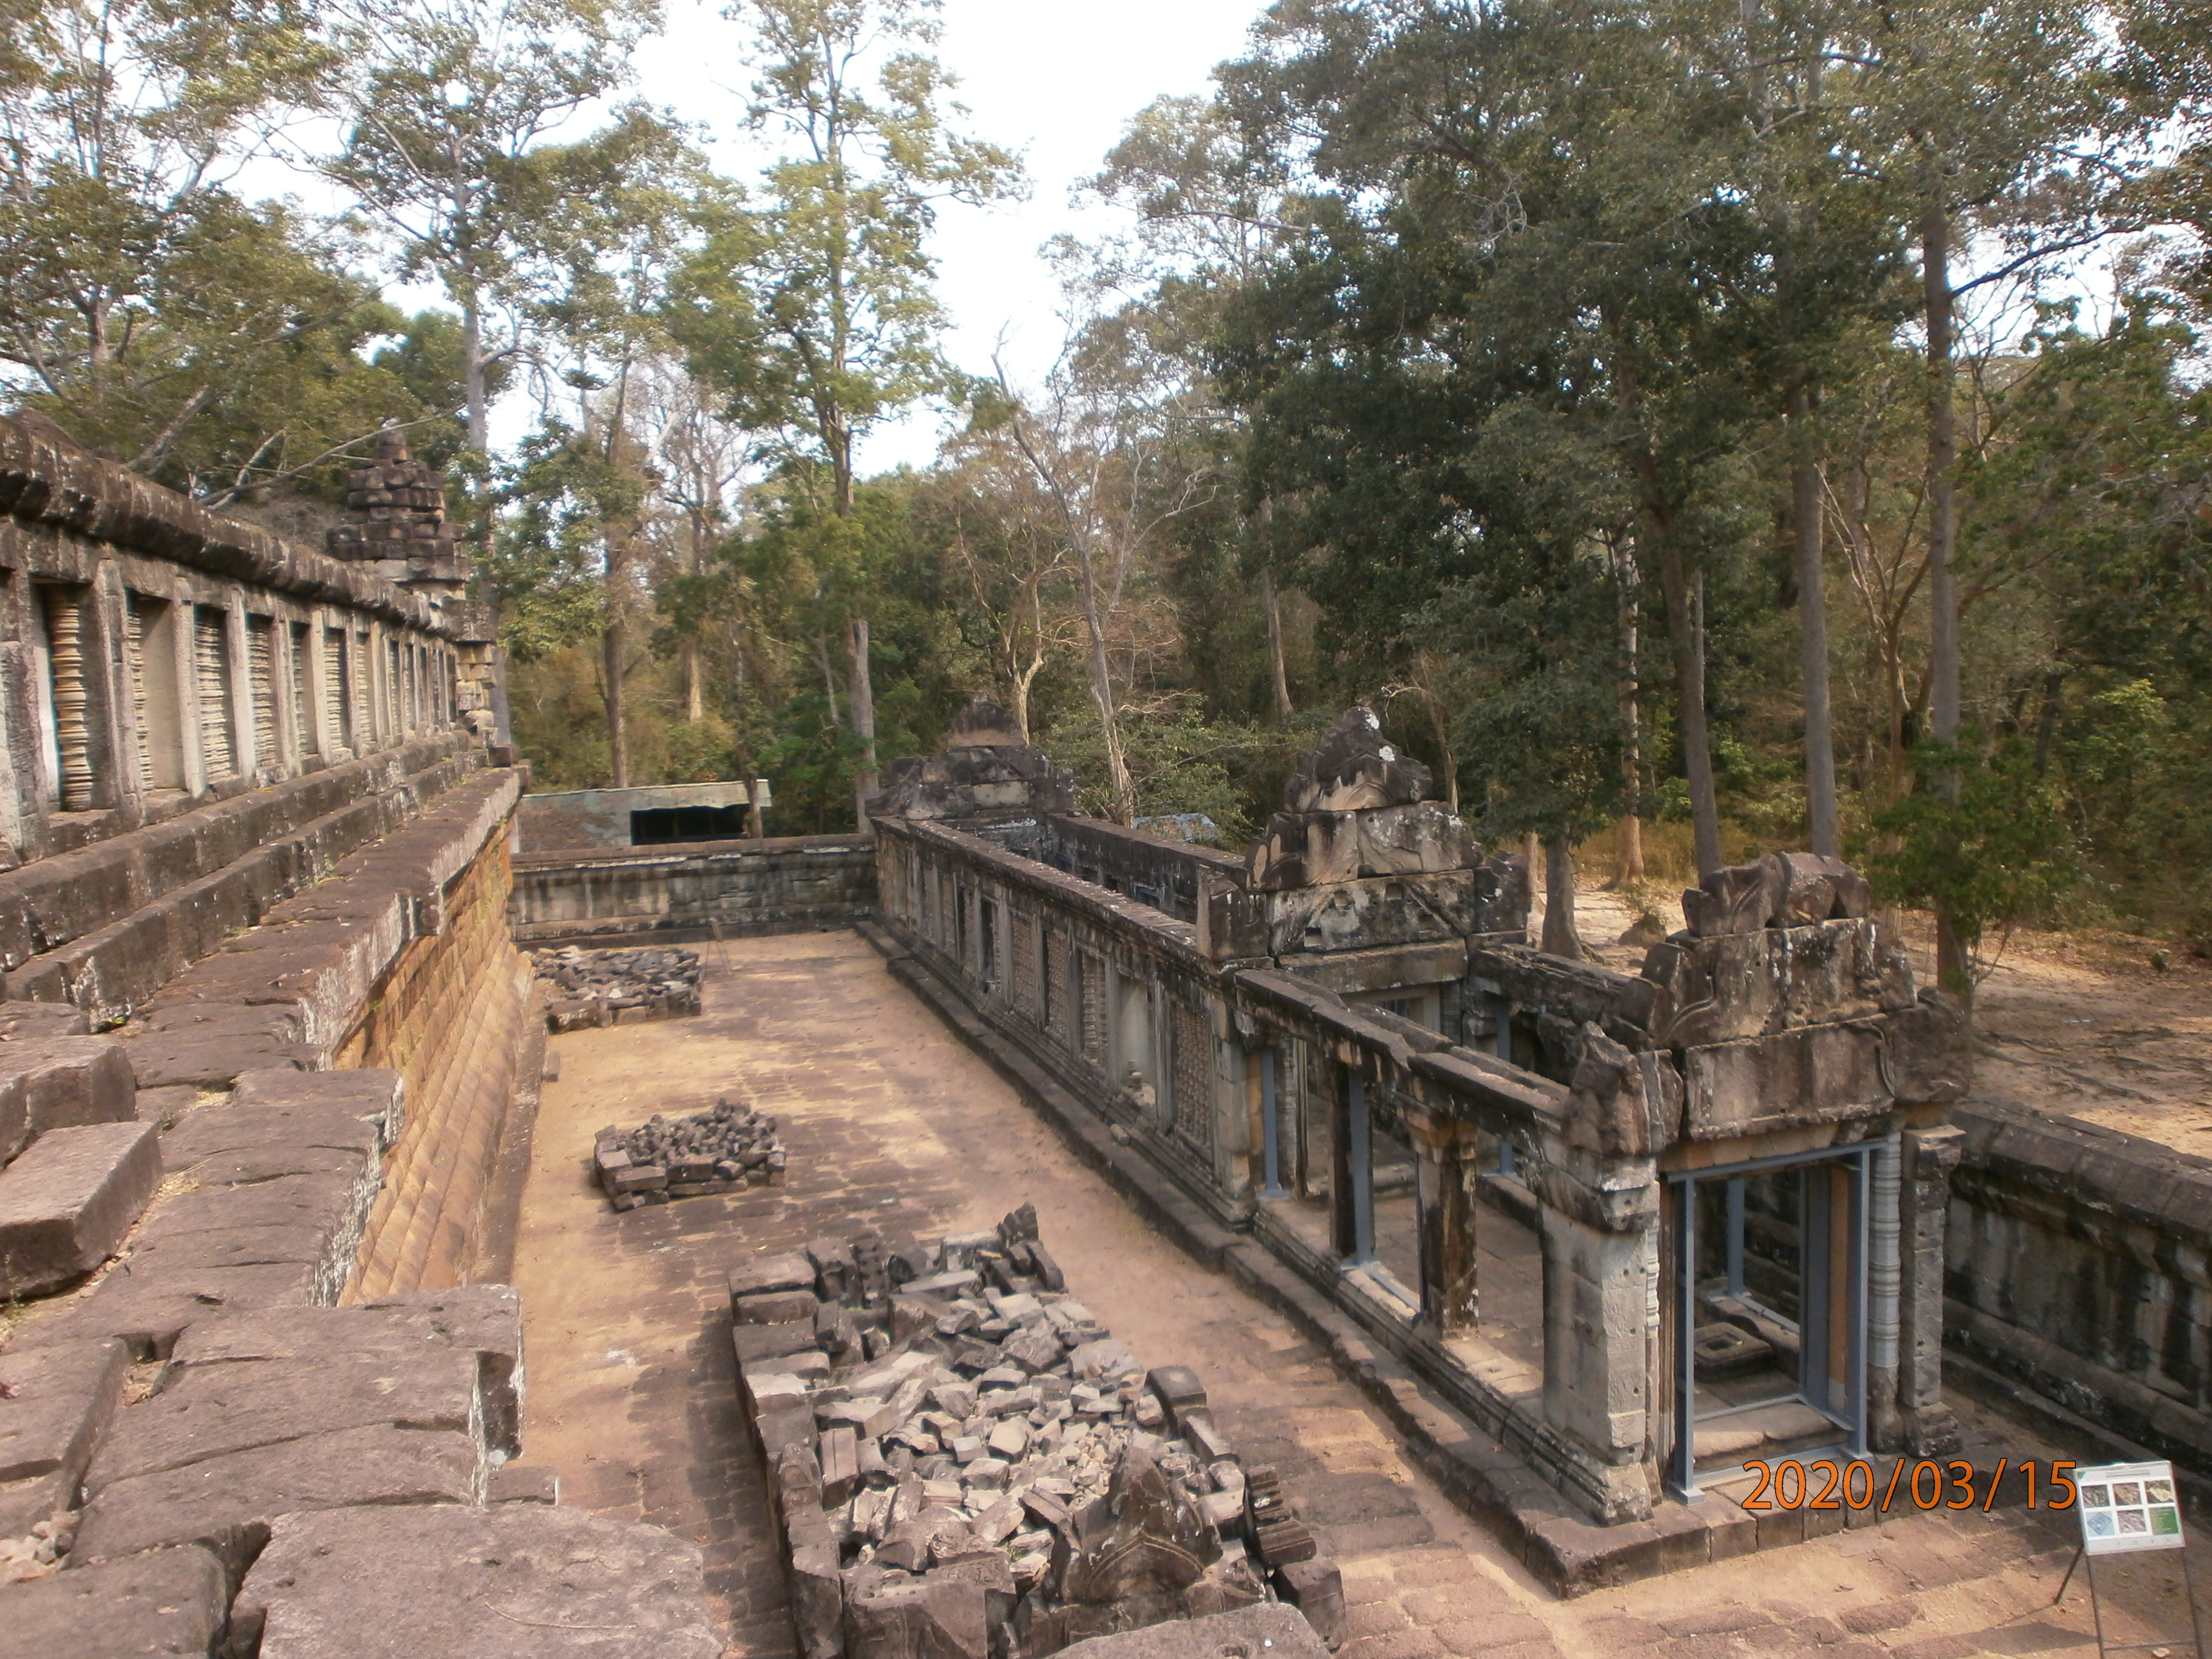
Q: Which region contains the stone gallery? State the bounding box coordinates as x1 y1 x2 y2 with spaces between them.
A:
0 408 2205 1658
731 1206 1345 1659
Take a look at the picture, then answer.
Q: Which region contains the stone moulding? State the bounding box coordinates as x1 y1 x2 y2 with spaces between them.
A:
0 416 450 637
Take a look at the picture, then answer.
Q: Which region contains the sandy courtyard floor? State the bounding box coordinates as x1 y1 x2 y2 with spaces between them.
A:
510 930 2197 1659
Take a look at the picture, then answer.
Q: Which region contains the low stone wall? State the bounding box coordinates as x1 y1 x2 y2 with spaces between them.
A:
509 832 876 944
1949 1098 2212 1476
1032 817 1245 924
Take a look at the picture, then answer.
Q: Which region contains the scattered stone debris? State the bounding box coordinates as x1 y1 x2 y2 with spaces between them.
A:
532 945 703 1032
0 1511 76 1583
596 1098 784 1209
731 1204 1343 1659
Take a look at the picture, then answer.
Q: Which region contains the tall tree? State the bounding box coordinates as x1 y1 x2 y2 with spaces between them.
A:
683 0 1020 833
327 0 662 469
0 0 440 491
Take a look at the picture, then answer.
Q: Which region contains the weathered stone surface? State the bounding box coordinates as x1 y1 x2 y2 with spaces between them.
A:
1681 1023 1888 1139
1562 1027 1684 1158
1056 1604 1330 1659
738 1287 818 1325
1681 852 1871 938
1884 989 1973 1105
1639 918 1915 1046
72 1422 479 1580
869 696 1078 823
847 1566 992 1659
0 1119 161 1296
10 1259 318 1361
84 1301 513 1498
231 1066 405 1143
0 1002 88 1041
0 1335 126 1487
0 1467 72 1537
236 1503 721 1659
0 1542 227 1658
1058 1449 1220 1604
1262 872 1477 956
0 1035 135 1138
1274 1560 1345 1650
1282 706 1431 814
730 1251 815 1302
1251 803 1474 889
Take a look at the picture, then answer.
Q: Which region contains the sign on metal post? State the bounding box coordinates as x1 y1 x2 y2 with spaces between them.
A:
2056 1461 2205 1656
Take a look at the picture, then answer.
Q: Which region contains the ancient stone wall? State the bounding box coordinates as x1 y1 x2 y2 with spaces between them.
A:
342 818 534 1298
510 831 876 945
1030 816 1245 924
1948 1098 2212 1477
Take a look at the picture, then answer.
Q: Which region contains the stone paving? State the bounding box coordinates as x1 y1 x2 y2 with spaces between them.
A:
511 930 2203 1659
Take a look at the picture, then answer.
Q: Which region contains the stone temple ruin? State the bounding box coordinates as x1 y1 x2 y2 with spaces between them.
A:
734 1206 1345 1659
1 406 2210 1656
866 697 1972 1569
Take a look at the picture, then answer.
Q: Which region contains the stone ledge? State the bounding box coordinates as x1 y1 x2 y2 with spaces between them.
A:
14 1069 400 1358
0 1540 229 1657
232 1503 722 1659
0 730 470 988
128 769 521 1066
0 1122 161 1298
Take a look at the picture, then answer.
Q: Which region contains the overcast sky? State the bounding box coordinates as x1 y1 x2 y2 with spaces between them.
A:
622 0 1266 471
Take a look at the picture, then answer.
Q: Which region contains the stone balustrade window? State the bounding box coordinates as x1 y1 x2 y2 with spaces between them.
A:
125 592 186 790
193 605 237 782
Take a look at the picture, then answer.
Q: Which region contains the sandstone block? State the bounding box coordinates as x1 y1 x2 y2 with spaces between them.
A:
737 1287 818 1326
72 1420 481 1582
0 1335 126 1488
86 1303 506 1496
1275 1559 1346 1649
0 1035 135 1139
730 1251 816 1302
1056 1604 1330 1659
0 1542 227 1659
0 1119 161 1296
236 1503 721 1659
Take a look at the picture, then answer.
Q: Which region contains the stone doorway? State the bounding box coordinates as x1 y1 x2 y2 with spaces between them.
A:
1668 1145 1871 1498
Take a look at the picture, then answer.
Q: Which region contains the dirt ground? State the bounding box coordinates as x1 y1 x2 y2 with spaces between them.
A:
508 931 2206 1659
1555 876 2212 1156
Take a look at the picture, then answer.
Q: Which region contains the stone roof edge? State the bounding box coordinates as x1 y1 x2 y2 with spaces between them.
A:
0 415 453 636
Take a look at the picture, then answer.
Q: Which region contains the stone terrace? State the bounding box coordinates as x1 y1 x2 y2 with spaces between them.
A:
514 931 2190 1659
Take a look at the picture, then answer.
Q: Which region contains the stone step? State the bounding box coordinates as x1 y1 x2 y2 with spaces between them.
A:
0 1032 135 1167
0 1541 228 1657
232 1503 722 1659
0 1120 161 1298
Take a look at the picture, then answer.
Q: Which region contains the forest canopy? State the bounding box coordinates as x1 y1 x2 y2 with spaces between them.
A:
7 0 2212 986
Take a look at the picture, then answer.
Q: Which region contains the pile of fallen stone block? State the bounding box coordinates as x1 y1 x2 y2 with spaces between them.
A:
533 945 703 1032
731 1204 1345 1659
595 1096 785 1209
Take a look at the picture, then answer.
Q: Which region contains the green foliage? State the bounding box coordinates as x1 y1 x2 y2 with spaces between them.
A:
1862 735 2080 969
1039 706 1291 844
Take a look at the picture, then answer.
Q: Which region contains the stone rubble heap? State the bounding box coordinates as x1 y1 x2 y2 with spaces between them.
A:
731 1204 1345 1659
533 944 704 1032
596 1098 785 1209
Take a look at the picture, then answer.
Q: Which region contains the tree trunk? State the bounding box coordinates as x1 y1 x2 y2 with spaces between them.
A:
1263 570 1294 725
603 609 628 790
846 616 877 835
1260 497 1293 724
1064 530 1133 821
818 637 841 728
1794 392 1839 858
1613 538 1645 887
683 639 704 722
1541 833 1586 960
1922 192 1970 998
462 292 488 457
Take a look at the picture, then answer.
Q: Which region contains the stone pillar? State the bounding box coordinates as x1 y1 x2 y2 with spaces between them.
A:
1327 1060 1356 1260
1409 1113 1479 1332
1536 1162 1662 1523
1899 1124 1963 1454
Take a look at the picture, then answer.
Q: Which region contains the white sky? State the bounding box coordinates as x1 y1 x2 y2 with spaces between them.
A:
644 0 1265 472
336 0 1255 470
